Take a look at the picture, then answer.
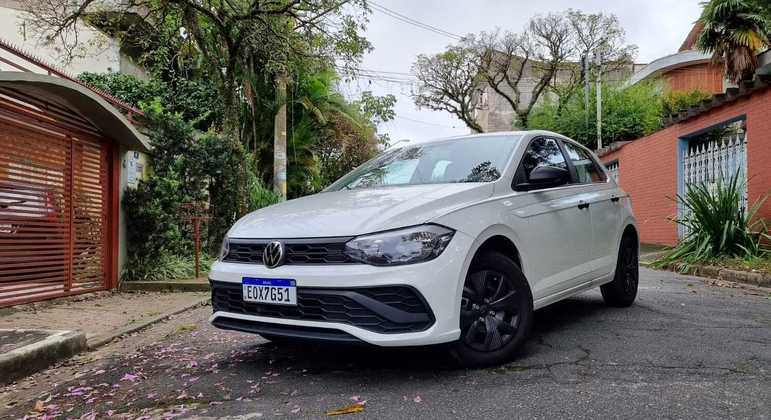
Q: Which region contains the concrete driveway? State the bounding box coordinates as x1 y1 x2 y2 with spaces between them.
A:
1 268 769 419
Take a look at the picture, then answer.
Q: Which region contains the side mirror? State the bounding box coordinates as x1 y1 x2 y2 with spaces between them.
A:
514 166 569 191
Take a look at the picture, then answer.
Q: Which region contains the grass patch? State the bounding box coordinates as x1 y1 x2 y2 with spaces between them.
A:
122 254 214 282
707 256 771 273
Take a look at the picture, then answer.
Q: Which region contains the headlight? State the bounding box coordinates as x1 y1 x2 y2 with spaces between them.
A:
219 237 230 261
345 224 455 266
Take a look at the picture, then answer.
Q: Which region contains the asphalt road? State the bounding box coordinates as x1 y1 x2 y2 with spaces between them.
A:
2 268 769 419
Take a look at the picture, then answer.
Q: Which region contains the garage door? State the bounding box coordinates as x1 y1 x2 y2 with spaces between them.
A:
0 119 111 306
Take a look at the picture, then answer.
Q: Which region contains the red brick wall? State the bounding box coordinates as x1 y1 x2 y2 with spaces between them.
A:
602 87 771 246
665 62 724 94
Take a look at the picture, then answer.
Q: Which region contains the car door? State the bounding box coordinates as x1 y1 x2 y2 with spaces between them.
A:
560 141 621 278
506 137 594 302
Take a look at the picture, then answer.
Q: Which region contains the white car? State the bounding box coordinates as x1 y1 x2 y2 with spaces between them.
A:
209 131 639 366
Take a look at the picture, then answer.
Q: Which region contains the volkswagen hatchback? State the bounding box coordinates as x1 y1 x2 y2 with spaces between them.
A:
209 131 639 366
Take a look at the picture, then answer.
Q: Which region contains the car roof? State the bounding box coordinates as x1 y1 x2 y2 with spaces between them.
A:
390 130 575 149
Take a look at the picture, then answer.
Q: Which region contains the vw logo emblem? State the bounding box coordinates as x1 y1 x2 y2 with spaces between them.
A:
263 241 285 269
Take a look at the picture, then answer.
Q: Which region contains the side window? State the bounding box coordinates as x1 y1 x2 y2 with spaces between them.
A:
562 142 607 184
519 138 567 182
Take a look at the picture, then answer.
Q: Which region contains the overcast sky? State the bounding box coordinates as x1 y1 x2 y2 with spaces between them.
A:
339 0 704 143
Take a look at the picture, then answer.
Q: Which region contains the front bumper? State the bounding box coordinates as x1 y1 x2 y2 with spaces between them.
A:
208 231 473 346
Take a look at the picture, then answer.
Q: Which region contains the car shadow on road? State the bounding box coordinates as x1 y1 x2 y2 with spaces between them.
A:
531 295 613 336
224 294 615 374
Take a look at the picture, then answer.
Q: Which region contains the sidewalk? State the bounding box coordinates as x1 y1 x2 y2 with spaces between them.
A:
0 291 209 349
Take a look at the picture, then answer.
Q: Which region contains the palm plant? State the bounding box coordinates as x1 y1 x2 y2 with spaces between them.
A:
287 70 375 196
655 171 769 271
696 0 770 83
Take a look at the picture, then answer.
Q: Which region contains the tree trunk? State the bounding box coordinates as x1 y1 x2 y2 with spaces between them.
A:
273 72 289 201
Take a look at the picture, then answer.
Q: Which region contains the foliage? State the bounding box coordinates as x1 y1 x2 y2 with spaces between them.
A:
661 89 714 116
122 254 214 282
121 106 263 280
287 70 381 195
79 72 221 130
696 0 770 83
653 172 769 271
24 0 372 131
528 81 679 147
354 91 396 146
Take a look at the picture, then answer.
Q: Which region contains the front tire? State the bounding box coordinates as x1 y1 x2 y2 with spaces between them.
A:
601 234 639 307
450 251 533 367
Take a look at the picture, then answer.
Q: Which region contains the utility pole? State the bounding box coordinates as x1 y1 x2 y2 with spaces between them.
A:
595 50 603 151
582 54 590 145
273 71 288 200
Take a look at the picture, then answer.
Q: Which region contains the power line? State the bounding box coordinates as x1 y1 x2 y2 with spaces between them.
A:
396 114 458 128
368 1 462 40
339 72 416 85
333 64 416 79
357 67 414 77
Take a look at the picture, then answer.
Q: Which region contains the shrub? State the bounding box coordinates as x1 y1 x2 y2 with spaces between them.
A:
662 89 713 116
121 110 259 281
654 172 769 270
122 254 213 282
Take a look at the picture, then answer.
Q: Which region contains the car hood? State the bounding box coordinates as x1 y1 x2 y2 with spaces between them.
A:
228 183 493 238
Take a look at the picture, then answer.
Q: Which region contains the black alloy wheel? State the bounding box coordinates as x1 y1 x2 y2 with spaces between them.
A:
601 234 639 307
451 251 533 367
460 269 521 352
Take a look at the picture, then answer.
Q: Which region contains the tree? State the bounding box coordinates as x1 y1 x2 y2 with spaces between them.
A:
442 12 576 131
412 44 484 133
22 0 371 132
552 10 637 114
696 0 770 83
413 10 636 131
354 91 396 145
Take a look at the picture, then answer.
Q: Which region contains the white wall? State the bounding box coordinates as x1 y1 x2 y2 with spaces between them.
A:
0 2 125 76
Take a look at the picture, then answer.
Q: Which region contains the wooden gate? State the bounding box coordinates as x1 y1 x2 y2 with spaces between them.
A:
0 101 112 306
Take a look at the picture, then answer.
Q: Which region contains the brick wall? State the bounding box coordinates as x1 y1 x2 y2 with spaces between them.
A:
602 87 771 246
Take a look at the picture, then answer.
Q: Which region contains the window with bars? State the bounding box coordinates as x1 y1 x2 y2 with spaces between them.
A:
605 160 619 184
679 119 747 237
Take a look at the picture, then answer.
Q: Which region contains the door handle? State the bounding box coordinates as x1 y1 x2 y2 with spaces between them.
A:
610 196 620 202
577 202 590 210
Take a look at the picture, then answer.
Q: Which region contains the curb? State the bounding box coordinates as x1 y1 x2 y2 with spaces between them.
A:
87 297 210 349
119 281 210 292
642 261 771 288
0 330 86 385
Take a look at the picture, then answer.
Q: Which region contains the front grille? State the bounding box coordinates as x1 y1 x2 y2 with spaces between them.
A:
211 281 434 334
224 238 356 265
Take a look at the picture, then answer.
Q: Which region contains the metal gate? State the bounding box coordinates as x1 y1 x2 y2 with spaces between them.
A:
0 113 111 306
679 119 748 237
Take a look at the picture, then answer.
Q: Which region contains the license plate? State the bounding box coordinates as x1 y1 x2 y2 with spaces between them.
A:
242 278 297 306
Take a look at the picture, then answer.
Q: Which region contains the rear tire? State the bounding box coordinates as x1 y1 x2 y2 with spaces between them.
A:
449 251 533 367
601 234 639 307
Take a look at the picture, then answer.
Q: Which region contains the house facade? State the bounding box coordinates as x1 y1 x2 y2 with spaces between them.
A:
627 24 725 94
0 13 150 306
599 38 771 246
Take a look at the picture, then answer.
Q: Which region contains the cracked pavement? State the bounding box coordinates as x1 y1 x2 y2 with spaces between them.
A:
1 267 769 419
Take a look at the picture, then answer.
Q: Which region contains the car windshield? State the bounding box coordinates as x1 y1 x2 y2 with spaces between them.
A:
327 135 521 191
